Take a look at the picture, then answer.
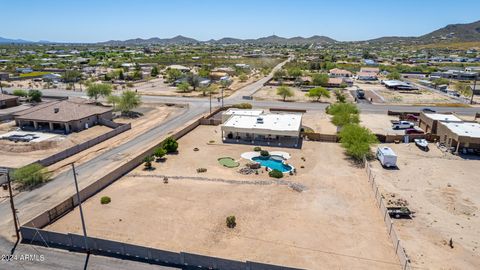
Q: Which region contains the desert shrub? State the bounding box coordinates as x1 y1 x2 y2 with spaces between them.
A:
163 137 178 153
338 124 378 161
247 162 261 169
226 215 236 228
253 146 262 152
12 89 28 97
12 163 51 188
100 196 111 204
143 155 154 170
232 103 252 109
154 147 167 160
260 150 269 157
269 169 284 178
196 168 207 173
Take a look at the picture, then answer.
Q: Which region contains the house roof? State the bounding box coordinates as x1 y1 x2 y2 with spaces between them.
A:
0 94 19 102
424 113 462 122
329 68 352 76
357 72 378 77
15 100 112 123
442 122 480 138
223 113 302 132
360 67 380 74
328 78 343 84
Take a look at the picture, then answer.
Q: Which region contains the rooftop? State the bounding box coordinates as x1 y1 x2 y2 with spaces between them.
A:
15 100 112 122
224 108 264 116
0 94 19 102
442 122 480 138
425 113 462 122
223 113 302 132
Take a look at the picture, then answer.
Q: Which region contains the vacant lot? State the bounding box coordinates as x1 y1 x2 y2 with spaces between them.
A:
253 86 351 103
302 111 337 134
360 113 405 135
370 143 480 270
47 125 399 269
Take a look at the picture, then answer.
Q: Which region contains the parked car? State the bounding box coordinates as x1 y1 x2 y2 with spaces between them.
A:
356 89 365 99
404 114 419 121
376 147 397 168
422 108 436 113
405 128 424 135
392 121 414 130
387 207 412 219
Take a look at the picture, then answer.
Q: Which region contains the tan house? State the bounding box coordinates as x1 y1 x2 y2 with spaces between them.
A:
14 100 112 133
0 94 19 109
329 68 352 78
437 121 480 153
418 112 462 134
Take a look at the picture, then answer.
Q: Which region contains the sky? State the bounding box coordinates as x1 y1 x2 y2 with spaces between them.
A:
1 0 480 43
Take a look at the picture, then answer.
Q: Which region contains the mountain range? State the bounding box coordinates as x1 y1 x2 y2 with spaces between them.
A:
1 20 479 45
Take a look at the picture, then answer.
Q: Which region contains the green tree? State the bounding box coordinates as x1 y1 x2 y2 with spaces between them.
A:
332 110 360 127
387 71 401 80
106 95 121 111
118 69 125 80
198 68 210 78
143 156 154 170
305 87 330 102
163 137 178 153
150 66 159 77
13 163 51 188
334 89 347 103
326 102 359 115
432 78 449 86
154 147 167 160
338 124 378 161
311 73 329 86
12 89 28 97
239 73 248 82
177 81 190 92
86 83 112 103
166 68 182 82
276 85 294 101
63 70 82 90
118 90 141 113
187 74 201 91
27 90 43 102
288 67 303 78
273 69 287 81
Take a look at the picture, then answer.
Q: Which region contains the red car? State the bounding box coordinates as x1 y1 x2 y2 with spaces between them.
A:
405 128 424 135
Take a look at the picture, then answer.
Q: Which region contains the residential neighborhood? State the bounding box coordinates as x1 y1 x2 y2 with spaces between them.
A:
0 1 479 270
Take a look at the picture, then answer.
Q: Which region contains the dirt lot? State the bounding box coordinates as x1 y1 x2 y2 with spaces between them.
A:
253 86 352 103
354 82 459 105
302 111 337 134
0 123 111 168
360 113 405 135
47 125 399 269
370 143 480 270
47 104 184 177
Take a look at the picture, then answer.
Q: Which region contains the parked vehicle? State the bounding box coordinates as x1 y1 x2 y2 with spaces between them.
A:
376 147 397 168
404 114 419 121
387 207 412 219
405 128 424 135
356 89 365 99
422 108 436 113
392 121 414 130
414 138 429 150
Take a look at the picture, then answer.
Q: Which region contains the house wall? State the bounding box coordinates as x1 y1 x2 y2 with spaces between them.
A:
0 98 19 109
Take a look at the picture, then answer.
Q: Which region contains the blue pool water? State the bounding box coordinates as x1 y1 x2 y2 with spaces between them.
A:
252 155 293 173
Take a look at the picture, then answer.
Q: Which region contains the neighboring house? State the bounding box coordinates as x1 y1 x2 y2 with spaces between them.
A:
418 112 462 134
0 94 19 109
15 67 33 73
437 121 480 153
431 70 478 80
382 80 418 90
0 72 9 80
359 67 380 74
42 73 62 82
13 100 113 134
357 71 378 81
166 65 190 73
329 68 352 78
221 110 303 148
327 77 344 87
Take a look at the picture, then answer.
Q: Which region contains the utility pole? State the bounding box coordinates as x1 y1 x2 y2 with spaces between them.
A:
221 86 224 108
209 88 212 114
470 74 477 105
71 163 89 253
0 169 19 242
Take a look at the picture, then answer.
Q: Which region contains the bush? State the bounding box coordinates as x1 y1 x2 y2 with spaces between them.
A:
12 163 51 188
232 103 252 109
269 169 283 178
226 215 236 228
163 137 178 153
12 89 28 97
100 196 111 204
253 146 262 152
143 155 154 170
196 168 207 173
338 124 379 161
260 150 269 157
154 147 167 160
247 162 261 169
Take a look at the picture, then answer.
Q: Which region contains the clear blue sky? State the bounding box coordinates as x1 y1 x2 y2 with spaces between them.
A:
2 0 479 43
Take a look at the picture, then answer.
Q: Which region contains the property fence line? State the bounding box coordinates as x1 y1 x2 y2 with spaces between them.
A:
302 132 338 142
36 123 131 167
19 227 304 270
363 157 412 270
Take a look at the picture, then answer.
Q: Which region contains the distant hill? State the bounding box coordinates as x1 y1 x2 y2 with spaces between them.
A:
0 36 34 44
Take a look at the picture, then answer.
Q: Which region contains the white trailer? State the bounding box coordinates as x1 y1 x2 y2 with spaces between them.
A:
376 147 397 168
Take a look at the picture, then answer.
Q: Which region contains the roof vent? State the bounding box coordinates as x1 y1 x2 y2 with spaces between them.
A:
256 117 264 124
54 108 59 113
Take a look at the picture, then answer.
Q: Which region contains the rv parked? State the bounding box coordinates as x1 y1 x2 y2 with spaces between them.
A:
376 147 398 168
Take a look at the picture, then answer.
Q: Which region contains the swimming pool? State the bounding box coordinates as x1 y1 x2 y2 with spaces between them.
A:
252 155 293 173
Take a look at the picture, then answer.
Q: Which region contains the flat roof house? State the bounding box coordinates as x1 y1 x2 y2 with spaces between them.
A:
0 94 19 109
357 71 378 81
221 111 302 148
418 112 462 134
14 100 113 134
437 121 480 153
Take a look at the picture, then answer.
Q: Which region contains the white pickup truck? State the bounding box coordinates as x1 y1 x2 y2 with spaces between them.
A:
392 121 414 130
